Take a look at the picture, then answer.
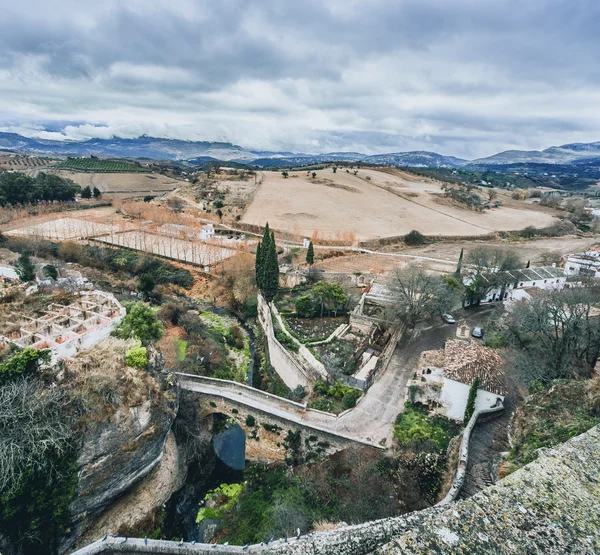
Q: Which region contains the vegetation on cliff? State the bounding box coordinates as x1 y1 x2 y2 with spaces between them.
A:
505 378 600 474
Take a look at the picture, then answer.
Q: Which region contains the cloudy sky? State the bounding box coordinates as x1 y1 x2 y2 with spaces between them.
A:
0 0 599 158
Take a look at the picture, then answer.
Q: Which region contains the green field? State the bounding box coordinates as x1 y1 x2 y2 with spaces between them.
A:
55 158 152 173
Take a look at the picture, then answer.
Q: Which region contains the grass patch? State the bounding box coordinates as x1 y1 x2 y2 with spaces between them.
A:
174 339 188 362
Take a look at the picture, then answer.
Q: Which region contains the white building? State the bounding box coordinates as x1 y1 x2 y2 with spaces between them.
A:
2 291 125 361
564 248 600 279
465 266 566 305
409 340 506 421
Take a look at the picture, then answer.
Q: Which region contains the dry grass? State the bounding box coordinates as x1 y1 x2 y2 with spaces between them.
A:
65 337 160 420
242 168 558 240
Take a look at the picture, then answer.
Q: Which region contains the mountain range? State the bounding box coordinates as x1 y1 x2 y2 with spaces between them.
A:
1 132 600 170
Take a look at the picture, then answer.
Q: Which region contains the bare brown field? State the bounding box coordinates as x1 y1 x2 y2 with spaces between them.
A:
241 168 558 240
50 170 182 198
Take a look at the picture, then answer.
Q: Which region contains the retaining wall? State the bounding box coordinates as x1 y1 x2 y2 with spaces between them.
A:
437 400 505 505
257 293 312 390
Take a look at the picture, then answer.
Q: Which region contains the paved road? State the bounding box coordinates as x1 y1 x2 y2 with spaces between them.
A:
335 305 495 446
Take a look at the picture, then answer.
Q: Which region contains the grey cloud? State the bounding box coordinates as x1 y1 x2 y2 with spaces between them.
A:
0 0 598 158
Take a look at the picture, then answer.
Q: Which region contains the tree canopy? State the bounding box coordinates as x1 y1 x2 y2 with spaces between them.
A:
502 288 600 384
115 302 163 345
15 252 35 282
390 265 462 328
0 172 80 206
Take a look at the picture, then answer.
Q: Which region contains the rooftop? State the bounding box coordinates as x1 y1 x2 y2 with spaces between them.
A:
443 340 506 395
480 265 565 286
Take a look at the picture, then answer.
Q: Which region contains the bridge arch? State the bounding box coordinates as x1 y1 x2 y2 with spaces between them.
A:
177 373 383 463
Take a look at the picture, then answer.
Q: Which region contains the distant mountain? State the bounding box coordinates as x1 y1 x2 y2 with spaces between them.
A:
1 132 599 174
243 151 466 168
0 132 256 161
363 151 467 168
471 142 600 166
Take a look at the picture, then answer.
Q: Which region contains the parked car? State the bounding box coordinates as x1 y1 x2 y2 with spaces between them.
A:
442 314 456 324
472 327 484 338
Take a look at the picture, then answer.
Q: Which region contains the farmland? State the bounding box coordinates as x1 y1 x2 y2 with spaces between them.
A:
49 170 182 199
5 217 119 240
54 158 151 172
241 168 558 241
94 231 239 267
0 154 55 170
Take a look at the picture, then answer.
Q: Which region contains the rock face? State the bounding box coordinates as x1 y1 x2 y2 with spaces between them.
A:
62 373 177 552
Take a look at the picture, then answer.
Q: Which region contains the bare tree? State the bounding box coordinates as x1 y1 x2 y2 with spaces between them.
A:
390 265 461 328
0 378 75 494
503 288 600 383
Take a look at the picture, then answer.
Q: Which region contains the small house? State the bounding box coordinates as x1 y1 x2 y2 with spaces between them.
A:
408 340 505 421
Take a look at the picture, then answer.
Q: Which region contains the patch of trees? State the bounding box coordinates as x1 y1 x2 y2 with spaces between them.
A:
393 403 461 505
0 172 80 207
462 246 523 306
441 183 484 211
295 281 349 318
214 449 400 545
389 265 462 328
15 252 36 282
3 236 193 289
255 223 279 302
501 287 600 384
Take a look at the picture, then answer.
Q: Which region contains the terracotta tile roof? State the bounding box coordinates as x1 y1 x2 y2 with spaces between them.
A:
443 339 506 395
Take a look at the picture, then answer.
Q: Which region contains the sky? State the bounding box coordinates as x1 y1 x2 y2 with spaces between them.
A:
0 0 599 159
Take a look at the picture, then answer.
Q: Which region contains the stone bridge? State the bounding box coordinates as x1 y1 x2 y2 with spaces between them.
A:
177 373 384 462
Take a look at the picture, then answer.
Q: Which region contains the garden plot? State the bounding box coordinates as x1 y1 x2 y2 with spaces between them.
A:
286 317 346 343
94 231 238 267
6 217 119 240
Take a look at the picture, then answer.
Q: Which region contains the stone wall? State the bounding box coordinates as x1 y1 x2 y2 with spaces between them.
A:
257 293 312 390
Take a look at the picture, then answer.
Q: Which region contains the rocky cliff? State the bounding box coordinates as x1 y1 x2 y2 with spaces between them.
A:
59 340 179 553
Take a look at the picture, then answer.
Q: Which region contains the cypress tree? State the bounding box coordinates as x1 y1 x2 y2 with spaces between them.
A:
262 234 279 303
306 241 314 265
455 248 464 276
464 376 480 422
255 241 263 288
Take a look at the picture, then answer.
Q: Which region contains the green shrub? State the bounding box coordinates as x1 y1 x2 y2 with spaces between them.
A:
484 331 505 349
295 295 315 318
0 348 50 386
245 415 256 427
174 339 187 362
43 264 58 280
394 404 460 451
463 377 480 422
227 325 245 350
341 389 361 410
125 344 148 368
403 230 426 246
520 226 537 238
115 302 163 345
310 398 336 412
